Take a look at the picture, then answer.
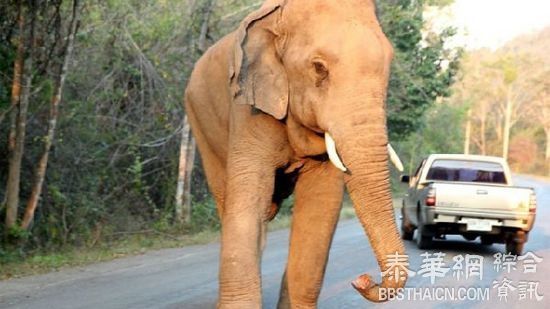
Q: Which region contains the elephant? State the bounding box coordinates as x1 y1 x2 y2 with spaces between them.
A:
184 0 407 307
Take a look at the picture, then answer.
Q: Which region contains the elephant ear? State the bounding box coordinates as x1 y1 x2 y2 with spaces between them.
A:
229 1 288 120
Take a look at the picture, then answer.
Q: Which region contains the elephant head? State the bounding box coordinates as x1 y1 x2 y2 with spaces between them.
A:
230 0 407 302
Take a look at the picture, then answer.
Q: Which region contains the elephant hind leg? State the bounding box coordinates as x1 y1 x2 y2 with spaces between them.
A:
268 165 300 221
266 202 280 221
277 271 290 309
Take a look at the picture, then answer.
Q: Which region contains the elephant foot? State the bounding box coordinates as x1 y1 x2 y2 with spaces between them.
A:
217 302 261 309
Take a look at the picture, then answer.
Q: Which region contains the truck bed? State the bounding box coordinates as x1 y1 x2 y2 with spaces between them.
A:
431 181 534 213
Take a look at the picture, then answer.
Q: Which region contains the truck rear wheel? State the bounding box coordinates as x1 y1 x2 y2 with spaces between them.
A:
401 227 414 241
506 240 524 255
416 219 432 249
416 231 432 249
480 236 494 246
401 207 414 241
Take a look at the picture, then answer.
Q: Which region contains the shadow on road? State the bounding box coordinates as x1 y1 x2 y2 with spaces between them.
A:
417 238 503 255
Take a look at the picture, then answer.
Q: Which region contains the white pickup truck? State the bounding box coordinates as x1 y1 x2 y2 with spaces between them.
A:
400 154 537 255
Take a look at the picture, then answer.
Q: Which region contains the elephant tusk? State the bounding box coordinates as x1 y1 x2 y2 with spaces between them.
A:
387 143 404 172
325 133 348 172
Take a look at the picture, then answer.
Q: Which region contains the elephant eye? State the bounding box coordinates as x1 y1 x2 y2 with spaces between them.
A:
312 60 329 87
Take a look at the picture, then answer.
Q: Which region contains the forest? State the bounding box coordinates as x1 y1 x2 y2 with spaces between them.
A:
2 0 544 269
399 26 550 177
455 28 550 174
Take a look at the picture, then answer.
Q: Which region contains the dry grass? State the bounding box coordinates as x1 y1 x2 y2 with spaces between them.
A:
0 229 222 280
1 204 360 280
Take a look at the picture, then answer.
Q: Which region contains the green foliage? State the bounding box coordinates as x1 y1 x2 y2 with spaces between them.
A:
396 102 466 174
488 56 519 85
277 196 295 217
377 0 462 141
6 224 30 241
425 0 454 7
448 27 550 176
190 197 220 232
0 2 16 111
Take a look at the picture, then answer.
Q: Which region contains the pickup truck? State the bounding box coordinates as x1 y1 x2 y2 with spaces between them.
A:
400 154 537 255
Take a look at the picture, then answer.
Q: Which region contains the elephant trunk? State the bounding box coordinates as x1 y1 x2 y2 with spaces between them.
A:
330 120 407 302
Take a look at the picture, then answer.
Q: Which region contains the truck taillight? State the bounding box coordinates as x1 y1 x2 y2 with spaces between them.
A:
529 192 537 213
426 188 436 206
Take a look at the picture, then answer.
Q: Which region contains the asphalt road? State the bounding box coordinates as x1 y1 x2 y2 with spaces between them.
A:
1 175 549 309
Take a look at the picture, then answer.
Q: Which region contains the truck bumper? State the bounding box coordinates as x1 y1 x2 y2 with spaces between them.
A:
422 206 535 233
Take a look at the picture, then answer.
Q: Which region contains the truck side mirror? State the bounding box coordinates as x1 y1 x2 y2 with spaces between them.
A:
400 175 410 183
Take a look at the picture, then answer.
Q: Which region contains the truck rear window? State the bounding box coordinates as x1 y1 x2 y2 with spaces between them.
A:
426 160 507 184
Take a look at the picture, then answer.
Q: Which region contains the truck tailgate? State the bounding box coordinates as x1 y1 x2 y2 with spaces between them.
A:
432 182 532 212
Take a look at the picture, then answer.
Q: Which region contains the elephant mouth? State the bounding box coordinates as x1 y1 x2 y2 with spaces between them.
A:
324 132 404 173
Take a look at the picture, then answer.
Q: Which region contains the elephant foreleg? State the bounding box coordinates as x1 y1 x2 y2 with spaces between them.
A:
218 162 275 308
278 161 344 308
185 99 226 214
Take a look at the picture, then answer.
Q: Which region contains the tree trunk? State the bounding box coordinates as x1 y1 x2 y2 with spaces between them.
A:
502 88 513 160
5 3 35 231
480 110 486 155
175 115 194 224
0 3 24 127
1 1 25 210
174 0 214 224
197 0 216 53
495 107 503 144
546 127 550 177
21 0 80 230
464 108 471 154
183 138 196 223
